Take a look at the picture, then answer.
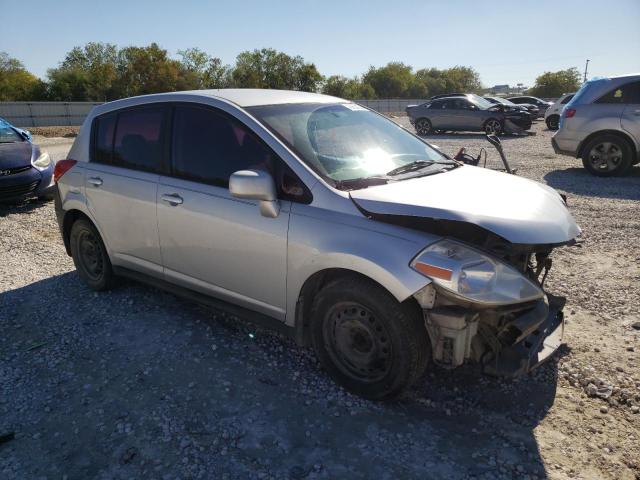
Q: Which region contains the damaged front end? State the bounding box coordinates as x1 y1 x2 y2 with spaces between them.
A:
410 236 568 377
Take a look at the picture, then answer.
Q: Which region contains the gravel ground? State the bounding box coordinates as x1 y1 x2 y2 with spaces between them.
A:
1 121 639 479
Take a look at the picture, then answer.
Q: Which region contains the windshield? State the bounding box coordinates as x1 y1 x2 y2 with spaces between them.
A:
487 97 515 106
247 103 456 188
469 96 495 110
0 121 23 143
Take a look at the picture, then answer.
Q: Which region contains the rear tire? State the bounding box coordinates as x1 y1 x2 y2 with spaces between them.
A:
415 118 432 136
581 134 633 177
545 115 560 130
310 276 430 400
70 218 117 291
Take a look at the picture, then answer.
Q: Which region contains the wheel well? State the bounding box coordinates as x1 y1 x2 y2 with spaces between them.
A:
577 130 638 161
61 209 92 256
293 268 423 347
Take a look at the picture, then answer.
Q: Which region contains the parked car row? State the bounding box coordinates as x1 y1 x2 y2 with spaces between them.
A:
406 94 532 136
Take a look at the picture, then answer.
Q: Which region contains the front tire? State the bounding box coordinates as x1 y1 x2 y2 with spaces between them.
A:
545 114 560 130
415 118 432 136
310 276 430 400
483 118 502 135
69 218 116 291
581 134 633 177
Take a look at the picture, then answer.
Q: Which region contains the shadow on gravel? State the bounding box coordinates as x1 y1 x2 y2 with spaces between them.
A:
1 273 564 479
544 167 640 200
0 197 52 218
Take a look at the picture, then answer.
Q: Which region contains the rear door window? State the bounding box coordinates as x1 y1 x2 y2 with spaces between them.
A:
92 106 166 171
113 106 166 172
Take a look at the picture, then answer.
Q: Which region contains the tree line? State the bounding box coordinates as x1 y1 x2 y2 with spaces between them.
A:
0 43 581 102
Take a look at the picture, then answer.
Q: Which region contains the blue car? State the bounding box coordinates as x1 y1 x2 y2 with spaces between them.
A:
0 117 54 202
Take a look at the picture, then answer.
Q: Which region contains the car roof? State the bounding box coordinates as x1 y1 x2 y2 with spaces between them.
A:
108 89 346 109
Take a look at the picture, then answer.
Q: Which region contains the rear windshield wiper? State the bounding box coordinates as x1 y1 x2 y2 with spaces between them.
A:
386 160 455 176
334 176 390 191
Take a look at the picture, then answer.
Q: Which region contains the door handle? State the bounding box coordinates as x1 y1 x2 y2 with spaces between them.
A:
161 193 183 206
88 176 103 186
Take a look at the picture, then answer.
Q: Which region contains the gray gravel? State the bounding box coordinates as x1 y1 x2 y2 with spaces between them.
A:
1 123 639 479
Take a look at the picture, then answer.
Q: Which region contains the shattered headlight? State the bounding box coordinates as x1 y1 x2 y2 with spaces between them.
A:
410 239 543 306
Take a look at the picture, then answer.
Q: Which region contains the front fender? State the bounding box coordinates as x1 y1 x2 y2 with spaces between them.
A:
285 206 436 326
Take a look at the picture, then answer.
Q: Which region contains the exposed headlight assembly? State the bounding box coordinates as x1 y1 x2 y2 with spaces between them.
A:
32 151 51 170
411 239 543 307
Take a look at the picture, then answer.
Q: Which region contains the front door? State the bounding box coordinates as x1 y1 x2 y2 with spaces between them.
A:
157 104 290 320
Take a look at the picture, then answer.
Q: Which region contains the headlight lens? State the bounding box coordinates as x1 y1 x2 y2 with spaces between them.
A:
32 152 51 170
411 239 543 306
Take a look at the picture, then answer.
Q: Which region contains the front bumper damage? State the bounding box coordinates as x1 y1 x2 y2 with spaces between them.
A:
416 286 565 377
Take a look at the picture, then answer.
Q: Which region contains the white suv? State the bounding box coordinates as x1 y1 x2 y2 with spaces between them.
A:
544 93 575 130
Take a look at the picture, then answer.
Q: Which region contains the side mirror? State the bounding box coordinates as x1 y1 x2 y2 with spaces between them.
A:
229 169 280 218
18 129 32 141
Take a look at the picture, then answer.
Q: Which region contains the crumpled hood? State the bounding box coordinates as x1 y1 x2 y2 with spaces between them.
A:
0 142 35 169
350 165 581 245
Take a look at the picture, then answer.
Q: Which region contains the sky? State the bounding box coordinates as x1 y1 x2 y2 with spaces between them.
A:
1 0 639 88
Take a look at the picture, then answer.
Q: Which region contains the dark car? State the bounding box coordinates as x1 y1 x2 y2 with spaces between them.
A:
507 96 553 116
0 118 54 203
406 95 532 135
484 96 541 118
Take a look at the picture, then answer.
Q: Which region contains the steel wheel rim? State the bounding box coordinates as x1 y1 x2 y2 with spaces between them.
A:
485 120 500 135
416 120 430 135
78 230 103 280
589 142 622 172
549 116 559 129
323 302 393 382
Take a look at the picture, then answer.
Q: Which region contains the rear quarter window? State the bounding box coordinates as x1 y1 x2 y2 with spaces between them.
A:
93 113 116 163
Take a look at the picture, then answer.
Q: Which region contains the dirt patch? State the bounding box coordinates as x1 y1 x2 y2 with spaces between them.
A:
27 126 80 138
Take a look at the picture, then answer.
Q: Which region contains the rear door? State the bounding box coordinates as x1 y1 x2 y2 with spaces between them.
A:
432 99 460 128
85 105 168 276
456 99 483 129
156 104 292 320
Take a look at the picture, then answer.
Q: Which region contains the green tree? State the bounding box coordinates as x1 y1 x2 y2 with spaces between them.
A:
0 52 47 101
57 42 118 100
362 62 414 98
232 48 322 91
178 48 232 89
528 68 581 98
322 75 375 99
112 43 193 97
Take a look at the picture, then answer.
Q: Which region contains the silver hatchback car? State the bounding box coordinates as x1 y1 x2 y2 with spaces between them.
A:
54 89 580 399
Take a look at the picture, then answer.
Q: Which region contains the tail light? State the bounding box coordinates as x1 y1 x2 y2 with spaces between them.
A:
53 159 77 183
564 108 576 118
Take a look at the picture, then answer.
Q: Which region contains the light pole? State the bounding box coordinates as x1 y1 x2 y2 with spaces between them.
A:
584 59 590 83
